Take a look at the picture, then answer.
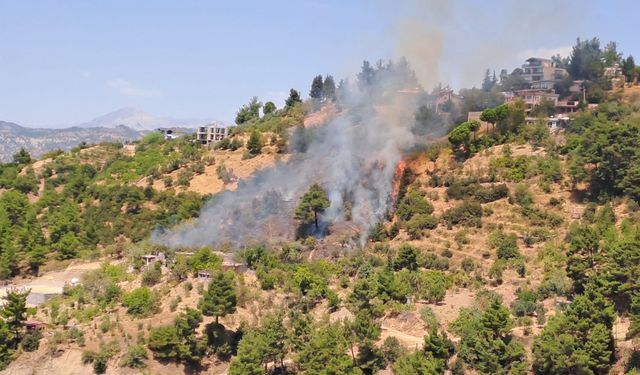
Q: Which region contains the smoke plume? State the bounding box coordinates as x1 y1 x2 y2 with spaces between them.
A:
155 68 445 249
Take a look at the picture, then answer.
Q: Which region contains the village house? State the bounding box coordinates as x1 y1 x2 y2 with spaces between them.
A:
525 115 570 131
555 100 580 114
142 252 165 268
521 57 568 90
434 86 463 115
503 89 559 113
157 127 186 140
196 122 234 146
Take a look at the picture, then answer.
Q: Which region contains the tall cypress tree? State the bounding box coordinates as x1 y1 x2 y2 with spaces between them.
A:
309 75 324 101
322 75 336 102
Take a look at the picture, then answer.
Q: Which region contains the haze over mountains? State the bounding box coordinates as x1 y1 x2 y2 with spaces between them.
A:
78 107 208 132
0 107 210 161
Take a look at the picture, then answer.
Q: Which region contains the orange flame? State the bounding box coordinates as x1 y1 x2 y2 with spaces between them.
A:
391 159 407 204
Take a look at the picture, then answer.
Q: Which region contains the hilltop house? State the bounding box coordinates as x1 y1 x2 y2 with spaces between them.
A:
434 86 463 115
157 128 186 140
503 89 559 111
525 115 570 131
521 57 568 90
197 123 234 146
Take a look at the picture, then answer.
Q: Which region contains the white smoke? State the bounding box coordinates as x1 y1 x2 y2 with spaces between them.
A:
155 72 444 249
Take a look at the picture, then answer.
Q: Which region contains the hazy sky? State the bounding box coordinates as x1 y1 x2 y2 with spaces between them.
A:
1 0 639 126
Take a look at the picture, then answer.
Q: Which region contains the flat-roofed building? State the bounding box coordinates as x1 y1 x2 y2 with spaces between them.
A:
196 123 234 146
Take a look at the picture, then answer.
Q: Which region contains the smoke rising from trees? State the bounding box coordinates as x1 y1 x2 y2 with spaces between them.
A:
155 62 446 249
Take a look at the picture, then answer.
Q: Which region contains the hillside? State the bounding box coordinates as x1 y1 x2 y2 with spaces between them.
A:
2 126 638 375
2 53 640 375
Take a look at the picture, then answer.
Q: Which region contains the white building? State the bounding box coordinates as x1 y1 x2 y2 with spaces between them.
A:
157 128 186 140
196 123 234 146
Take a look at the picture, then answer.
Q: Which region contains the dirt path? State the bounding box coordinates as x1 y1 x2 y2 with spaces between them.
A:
0 260 106 306
379 324 424 348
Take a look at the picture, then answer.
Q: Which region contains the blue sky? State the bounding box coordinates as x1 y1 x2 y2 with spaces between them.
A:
1 0 639 126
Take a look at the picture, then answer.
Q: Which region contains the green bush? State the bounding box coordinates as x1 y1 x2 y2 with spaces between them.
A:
122 344 148 368
496 233 520 260
442 201 483 227
21 330 42 352
141 262 162 286
396 190 434 221
122 287 159 317
405 214 438 239
446 179 508 203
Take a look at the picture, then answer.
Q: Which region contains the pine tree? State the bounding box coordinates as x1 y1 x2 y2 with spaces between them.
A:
296 322 359 374
246 130 263 156
0 242 18 279
53 232 81 260
623 55 636 81
259 312 288 372
393 243 418 271
228 331 268 375
199 271 237 324
12 148 31 165
309 75 324 100
423 329 454 361
1 288 29 348
294 183 330 229
285 89 302 108
585 323 615 374
263 101 276 115
322 75 336 102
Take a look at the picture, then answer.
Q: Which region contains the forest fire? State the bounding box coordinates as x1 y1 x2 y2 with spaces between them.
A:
390 159 407 205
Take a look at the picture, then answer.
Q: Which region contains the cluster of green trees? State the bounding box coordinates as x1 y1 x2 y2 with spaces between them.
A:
0 138 207 279
566 104 640 200
447 101 527 158
309 74 336 103
234 89 305 134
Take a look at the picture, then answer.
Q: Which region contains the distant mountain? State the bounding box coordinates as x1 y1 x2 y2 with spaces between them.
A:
0 121 143 162
78 107 208 132
0 107 213 162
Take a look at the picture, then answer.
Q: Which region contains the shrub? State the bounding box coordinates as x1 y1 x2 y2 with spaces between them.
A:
420 253 450 271
446 179 508 203
396 190 434 221
381 336 402 364
496 233 520 260
513 184 534 207
100 315 111 333
419 306 439 330
461 258 476 272
511 288 540 317
442 201 483 227
21 330 42 352
177 170 190 187
405 214 439 239
549 197 562 207
148 325 180 359
122 344 148 369
122 287 159 317
454 230 470 246
163 176 173 188
141 262 162 286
